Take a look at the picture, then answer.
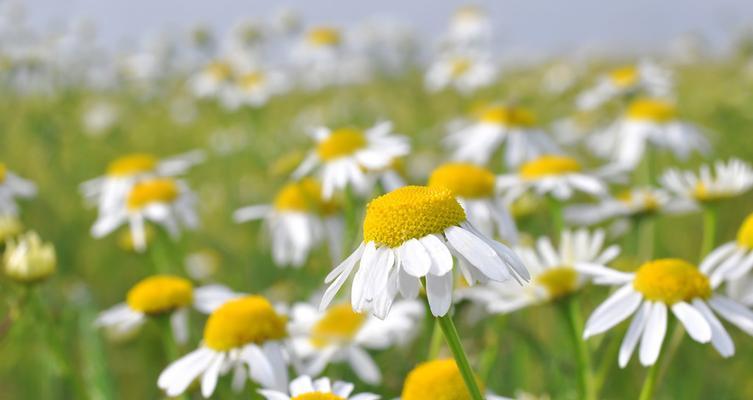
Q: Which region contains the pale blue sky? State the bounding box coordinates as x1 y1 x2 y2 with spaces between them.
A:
19 0 753 59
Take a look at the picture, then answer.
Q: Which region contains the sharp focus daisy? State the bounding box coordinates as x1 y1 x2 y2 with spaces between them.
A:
320 185 528 318
95 275 194 343
158 296 289 397
292 122 410 199
582 258 753 367
258 375 378 400
660 158 753 207
428 162 518 243
234 178 344 267
576 61 672 110
290 300 423 384
400 359 505 400
590 98 709 168
424 52 497 94
700 212 753 286
444 104 560 168
0 163 36 216
497 155 607 203
459 229 619 313
91 177 198 252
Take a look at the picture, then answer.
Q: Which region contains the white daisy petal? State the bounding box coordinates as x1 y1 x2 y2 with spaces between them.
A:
619 301 651 368
671 302 712 343
639 302 667 366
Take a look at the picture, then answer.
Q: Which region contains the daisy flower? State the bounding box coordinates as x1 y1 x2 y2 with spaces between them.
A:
291 26 369 89
320 185 528 318
292 122 410 199
289 300 423 384
3 231 56 284
91 177 198 252
497 155 607 204
576 61 672 111
219 68 288 110
444 104 560 168
428 162 518 243
660 158 753 207
565 187 674 227
424 52 497 94
460 229 619 313
0 163 36 216
446 6 492 47
590 98 709 168
582 258 753 367
400 359 505 400
234 178 344 267
80 151 204 215
158 296 289 397
95 275 194 343
259 375 378 400
189 60 234 98
700 212 753 286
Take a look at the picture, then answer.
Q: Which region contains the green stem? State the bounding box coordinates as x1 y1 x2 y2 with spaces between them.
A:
427 319 443 360
637 216 655 262
559 295 596 400
548 197 565 237
436 314 484 400
593 329 622 395
700 206 718 261
638 319 677 400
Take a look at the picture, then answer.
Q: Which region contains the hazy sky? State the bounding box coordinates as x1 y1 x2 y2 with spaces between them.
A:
19 0 753 59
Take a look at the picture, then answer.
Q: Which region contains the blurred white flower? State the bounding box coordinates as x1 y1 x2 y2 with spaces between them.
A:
576 61 673 111
3 231 56 283
82 101 119 137
0 163 36 216
425 52 497 94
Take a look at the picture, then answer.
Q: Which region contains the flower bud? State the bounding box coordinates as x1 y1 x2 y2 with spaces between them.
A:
4 231 56 283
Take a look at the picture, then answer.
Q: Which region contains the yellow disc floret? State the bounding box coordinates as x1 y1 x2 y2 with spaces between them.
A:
126 179 179 210
307 27 341 47
477 105 536 127
363 186 466 248
203 296 287 351
609 66 638 88
535 267 579 300
737 213 753 249
310 304 366 348
106 154 157 177
292 394 344 400
0 163 6 183
401 359 482 400
626 99 677 123
616 190 660 215
126 275 193 315
633 259 711 304
273 178 338 215
428 163 495 199
316 128 367 161
519 155 582 179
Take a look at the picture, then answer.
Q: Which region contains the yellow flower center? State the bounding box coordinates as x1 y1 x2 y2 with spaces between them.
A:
626 99 677 123
273 178 338 215
306 27 341 47
692 183 729 203
477 105 536 127
519 155 582 179
316 128 367 161
534 267 579 300
239 71 265 90
292 394 344 400
450 58 472 78
203 296 287 351
736 213 753 249
609 66 638 87
126 179 179 210
125 275 193 314
633 259 711 304
0 163 6 183
363 186 466 248
616 191 660 214
401 359 483 400
310 304 366 348
428 163 495 199
106 154 157 177
206 61 232 81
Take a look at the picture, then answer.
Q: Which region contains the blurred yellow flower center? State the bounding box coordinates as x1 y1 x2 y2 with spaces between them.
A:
609 66 638 87
273 178 338 215
307 27 341 47
203 296 287 351
736 213 753 249
626 99 676 123
617 190 660 213
291 394 344 400
363 186 466 248
0 163 6 183
206 61 232 81
520 156 582 179
535 267 579 299
478 105 536 127
127 179 179 210
428 163 495 199
692 183 728 203
126 275 193 314
450 58 472 78
316 128 367 161
454 5 482 21
401 359 482 400
633 259 711 304
239 71 265 90
310 304 366 348
106 154 157 177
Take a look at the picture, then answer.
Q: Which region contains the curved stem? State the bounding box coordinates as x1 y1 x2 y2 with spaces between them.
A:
436 314 484 400
700 206 718 261
559 295 596 400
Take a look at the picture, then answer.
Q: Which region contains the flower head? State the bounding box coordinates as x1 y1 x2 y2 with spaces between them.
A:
258 375 378 400
497 155 606 202
661 159 753 206
3 231 56 283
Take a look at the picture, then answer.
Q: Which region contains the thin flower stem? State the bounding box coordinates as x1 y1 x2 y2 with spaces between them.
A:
559 295 596 400
436 314 484 400
548 197 565 237
637 216 655 262
700 206 718 261
427 319 444 360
